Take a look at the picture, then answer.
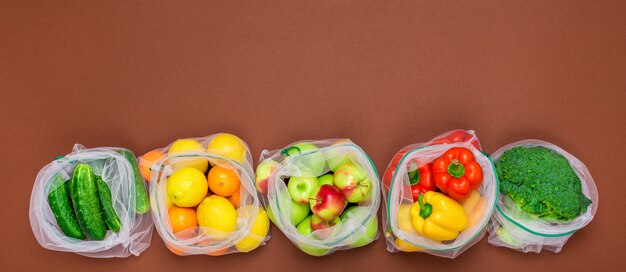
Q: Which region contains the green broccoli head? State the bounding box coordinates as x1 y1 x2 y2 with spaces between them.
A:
496 146 591 222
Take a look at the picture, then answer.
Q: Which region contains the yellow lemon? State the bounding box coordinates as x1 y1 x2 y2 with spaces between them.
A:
196 195 237 240
167 168 208 207
165 194 174 208
235 206 269 252
207 133 247 164
169 139 209 172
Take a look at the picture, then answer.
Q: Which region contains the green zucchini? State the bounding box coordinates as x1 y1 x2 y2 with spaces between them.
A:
95 175 121 232
118 149 150 214
47 175 85 239
70 164 107 240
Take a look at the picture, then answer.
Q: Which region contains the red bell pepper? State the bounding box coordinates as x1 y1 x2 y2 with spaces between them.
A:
382 145 415 190
408 163 436 201
432 147 483 201
430 130 482 150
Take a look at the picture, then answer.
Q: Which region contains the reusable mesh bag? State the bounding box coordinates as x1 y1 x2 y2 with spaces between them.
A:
256 139 380 256
382 130 498 258
29 144 153 258
487 140 598 253
146 133 269 256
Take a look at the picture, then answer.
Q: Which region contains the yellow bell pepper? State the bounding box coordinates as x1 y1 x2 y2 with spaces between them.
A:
395 238 422 252
410 191 468 241
394 204 422 252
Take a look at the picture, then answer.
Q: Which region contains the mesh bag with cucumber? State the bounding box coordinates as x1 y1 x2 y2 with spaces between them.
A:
29 145 153 258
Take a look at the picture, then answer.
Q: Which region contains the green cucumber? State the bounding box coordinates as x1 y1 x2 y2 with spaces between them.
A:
70 164 107 240
95 175 121 232
90 159 105 176
47 175 85 239
90 158 122 231
118 149 150 214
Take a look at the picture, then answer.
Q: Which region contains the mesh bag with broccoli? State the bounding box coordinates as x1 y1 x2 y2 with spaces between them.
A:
487 140 598 253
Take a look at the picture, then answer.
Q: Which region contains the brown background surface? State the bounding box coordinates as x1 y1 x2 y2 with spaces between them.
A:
1 0 625 271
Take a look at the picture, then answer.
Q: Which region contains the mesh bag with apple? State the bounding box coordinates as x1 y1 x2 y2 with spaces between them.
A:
29 144 153 258
144 133 270 256
382 130 498 258
486 140 598 253
256 139 380 256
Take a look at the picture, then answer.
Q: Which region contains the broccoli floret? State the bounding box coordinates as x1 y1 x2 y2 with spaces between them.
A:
495 146 591 222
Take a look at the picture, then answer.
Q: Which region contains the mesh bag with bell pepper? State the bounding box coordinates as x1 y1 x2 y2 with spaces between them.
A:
382 129 498 258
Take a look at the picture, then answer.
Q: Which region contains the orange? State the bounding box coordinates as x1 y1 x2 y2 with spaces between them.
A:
228 188 241 208
165 242 187 256
168 206 198 233
139 149 165 182
166 230 195 255
207 166 240 197
195 239 230 256
207 248 229 256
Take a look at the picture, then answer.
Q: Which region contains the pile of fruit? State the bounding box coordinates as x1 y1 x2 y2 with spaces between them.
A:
256 141 378 256
384 131 489 252
142 133 269 255
47 150 149 241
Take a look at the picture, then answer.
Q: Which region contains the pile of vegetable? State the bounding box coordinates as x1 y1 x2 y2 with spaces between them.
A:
48 150 149 240
495 146 591 222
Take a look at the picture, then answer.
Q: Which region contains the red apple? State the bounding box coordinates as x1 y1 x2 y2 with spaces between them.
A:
309 184 346 221
255 159 280 194
310 214 341 239
296 216 331 256
334 163 371 203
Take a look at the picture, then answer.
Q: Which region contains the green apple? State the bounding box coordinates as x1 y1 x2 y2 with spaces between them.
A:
288 176 319 204
333 163 372 203
327 139 354 171
296 216 331 256
296 215 314 234
339 206 378 247
290 200 311 226
267 198 310 226
318 174 334 186
328 155 351 172
283 142 326 176
267 204 277 225
255 159 280 194
327 152 352 172
360 185 373 204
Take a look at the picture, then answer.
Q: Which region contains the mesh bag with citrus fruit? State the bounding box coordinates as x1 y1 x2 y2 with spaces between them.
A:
29 144 153 258
381 130 498 258
143 133 269 256
256 139 380 256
